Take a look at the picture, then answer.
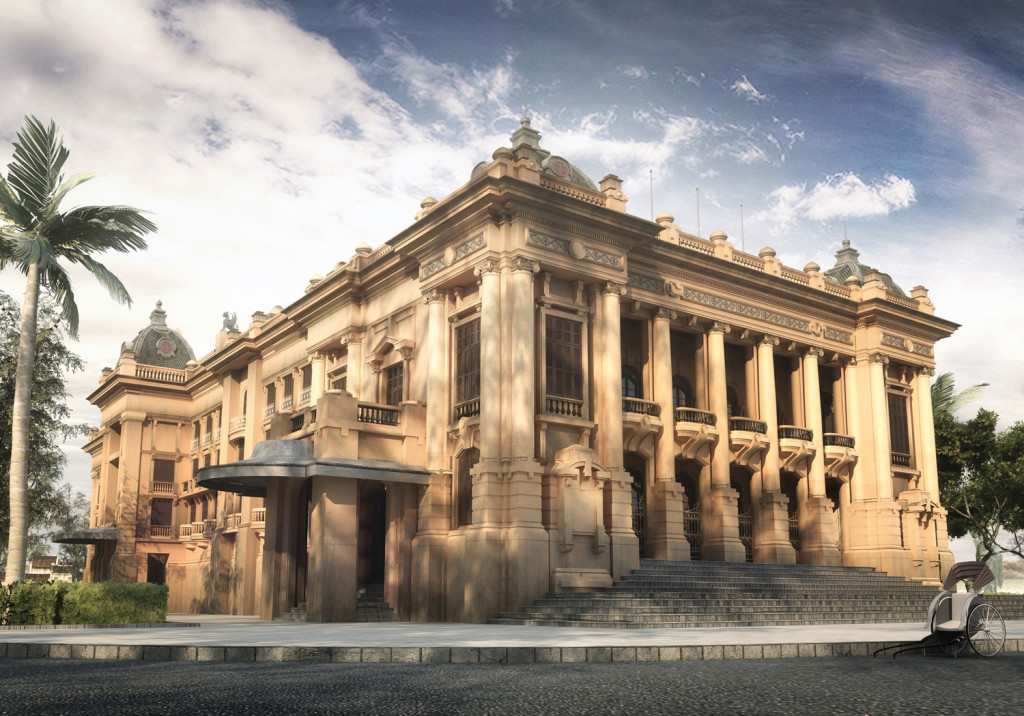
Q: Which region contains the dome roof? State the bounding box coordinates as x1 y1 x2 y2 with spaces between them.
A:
122 301 196 369
824 240 906 296
472 117 598 191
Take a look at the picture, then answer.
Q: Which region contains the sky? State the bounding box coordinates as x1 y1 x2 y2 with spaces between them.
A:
2 0 1023 561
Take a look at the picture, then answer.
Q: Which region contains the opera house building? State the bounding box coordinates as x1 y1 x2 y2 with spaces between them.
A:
75 120 958 622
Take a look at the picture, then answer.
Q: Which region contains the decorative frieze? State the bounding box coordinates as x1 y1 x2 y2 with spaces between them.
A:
527 230 622 269
882 333 907 350
420 232 486 280
824 327 852 345
627 273 665 293
454 233 485 262
911 342 933 357
419 256 447 280
682 288 810 333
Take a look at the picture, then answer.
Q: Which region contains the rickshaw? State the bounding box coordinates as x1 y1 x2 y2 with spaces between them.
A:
874 561 1006 658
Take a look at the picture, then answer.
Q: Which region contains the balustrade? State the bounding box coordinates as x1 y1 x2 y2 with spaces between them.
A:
545 396 583 418
178 524 192 538
281 395 294 411
299 386 311 405
622 398 661 417
823 433 855 449
152 481 174 495
357 403 400 426
729 417 767 434
229 415 246 432
891 452 912 467
251 507 266 524
454 399 480 419
674 407 716 426
149 525 173 538
779 425 813 441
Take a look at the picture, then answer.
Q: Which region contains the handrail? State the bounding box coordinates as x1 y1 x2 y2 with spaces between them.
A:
357 402 400 426
675 407 716 426
779 425 813 441
622 398 661 417
730 417 767 434
824 433 855 449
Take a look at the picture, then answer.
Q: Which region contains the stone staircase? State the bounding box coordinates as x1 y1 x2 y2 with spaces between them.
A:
491 559 953 629
275 584 399 623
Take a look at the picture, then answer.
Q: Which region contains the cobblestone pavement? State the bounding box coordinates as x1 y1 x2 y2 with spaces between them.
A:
1 653 1021 715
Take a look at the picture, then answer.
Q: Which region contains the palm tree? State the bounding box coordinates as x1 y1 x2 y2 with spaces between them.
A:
0 116 154 583
931 371 988 416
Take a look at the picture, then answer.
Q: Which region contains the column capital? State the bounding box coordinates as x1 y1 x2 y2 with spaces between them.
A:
759 334 780 347
868 352 889 366
916 366 935 377
421 288 447 305
708 321 731 335
804 346 824 359
842 356 858 367
508 256 540 274
652 307 677 321
309 352 326 363
601 281 626 296
473 259 501 277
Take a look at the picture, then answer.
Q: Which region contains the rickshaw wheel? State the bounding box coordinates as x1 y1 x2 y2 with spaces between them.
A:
967 603 1005 657
931 613 968 656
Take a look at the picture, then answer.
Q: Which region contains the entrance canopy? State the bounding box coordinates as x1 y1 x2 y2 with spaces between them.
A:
53 526 119 544
197 440 430 497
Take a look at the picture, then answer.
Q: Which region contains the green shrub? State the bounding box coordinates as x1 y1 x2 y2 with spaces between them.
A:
6 582 66 625
59 582 168 625
0 583 9 625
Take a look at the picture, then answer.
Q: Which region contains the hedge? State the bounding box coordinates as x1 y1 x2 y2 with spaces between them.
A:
0 581 167 626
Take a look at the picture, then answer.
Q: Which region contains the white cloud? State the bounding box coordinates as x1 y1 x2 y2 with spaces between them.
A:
731 75 769 103
754 173 916 232
618 65 651 80
495 0 518 17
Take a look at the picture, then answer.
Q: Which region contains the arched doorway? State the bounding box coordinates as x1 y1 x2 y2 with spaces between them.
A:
825 477 843 552
730 467 753 562
675 457 702 560
780 471 801 552
624 451 647 557
358 481 387 587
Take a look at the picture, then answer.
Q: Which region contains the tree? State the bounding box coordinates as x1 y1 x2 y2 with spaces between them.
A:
935 408 1024 563
0 290 89 575
931 371 988 416
0 116 155 582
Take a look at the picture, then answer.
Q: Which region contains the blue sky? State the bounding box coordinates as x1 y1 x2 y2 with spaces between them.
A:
2 1 1022 562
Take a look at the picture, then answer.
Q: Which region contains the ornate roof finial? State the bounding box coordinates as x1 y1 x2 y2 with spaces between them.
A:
150 300 167 327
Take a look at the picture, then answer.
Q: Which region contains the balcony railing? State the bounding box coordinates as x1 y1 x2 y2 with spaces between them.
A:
357 403 400 426
674 407 716 426
178 524 192 538
204 518 216 534
190 521 206 537
281 395 294 411
299 387 311 406
201 432 212 447
263 404 276 420
229 415 246 432
789 515 800 551
892 452 912 467
251 507 266 524
737 512 753 562
729 417 767 434
454 399 480 419
622 398 661 417
545 396 583 418
152 481 174 495
682 508 702 561
214 428 221 442
190 438 200 452
229 512 242 529
824 433 855 449
779 426 813 441
149 525 173 538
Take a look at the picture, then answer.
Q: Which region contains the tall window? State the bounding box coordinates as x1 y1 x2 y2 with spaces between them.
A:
385 363 404 406
302 365 312 390
888 392 911 457
283 375 294 401
455 319 480 405
622 365 643 398
153 459 175 486
456 448 479 529
672 375 693 409
545 315 582 400
266 383 276 409
150 498 172 526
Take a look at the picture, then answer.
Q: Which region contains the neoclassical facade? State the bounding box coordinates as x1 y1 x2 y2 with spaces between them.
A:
76 120 958 622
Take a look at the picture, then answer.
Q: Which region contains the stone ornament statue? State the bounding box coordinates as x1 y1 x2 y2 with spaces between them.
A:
222 311 238 331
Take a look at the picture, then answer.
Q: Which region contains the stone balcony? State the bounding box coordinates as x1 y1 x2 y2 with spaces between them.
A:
729 417 769 471
674 407 719 466
622 398 663 454
779 424 816 478
824 433 858 480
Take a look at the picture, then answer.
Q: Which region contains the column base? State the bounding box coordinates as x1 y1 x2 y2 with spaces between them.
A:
411 532 448 622
646 481 691 561
753 491 796 565
797 497 842 567
701 485 746 563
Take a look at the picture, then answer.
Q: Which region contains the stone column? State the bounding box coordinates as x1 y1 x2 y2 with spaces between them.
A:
799 347 841 565
306 475 358 622
478 260 502 462
647 307 689 560
914 366 954 578
509 258 537 461
597 282 638 577
310 353 326 404
866 352 908 576
703 323 745 562
843 359 868 502
112 411 146 582
755 335 795 564
341 330 363 401
411 289 449 621
259 476 299 620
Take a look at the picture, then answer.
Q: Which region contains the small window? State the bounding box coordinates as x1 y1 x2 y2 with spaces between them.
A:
888 392 911 456
283 375 294 399
385 363 404 406
153 459 175 484
266 383 276 405
150 499 172 526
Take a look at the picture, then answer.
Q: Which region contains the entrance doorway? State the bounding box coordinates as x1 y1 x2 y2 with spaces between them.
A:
730 467 753 562
624 452 647 557
358 481 387 586
146 553 168 585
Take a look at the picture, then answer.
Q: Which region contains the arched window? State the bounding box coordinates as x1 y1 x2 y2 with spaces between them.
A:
621 365 643 399
672 375 693 409
455 448 479 529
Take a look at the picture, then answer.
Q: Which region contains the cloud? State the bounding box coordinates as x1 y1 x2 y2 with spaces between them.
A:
754 173 916 232
731 75 769 103
494 0 518 17
618 65 651 80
